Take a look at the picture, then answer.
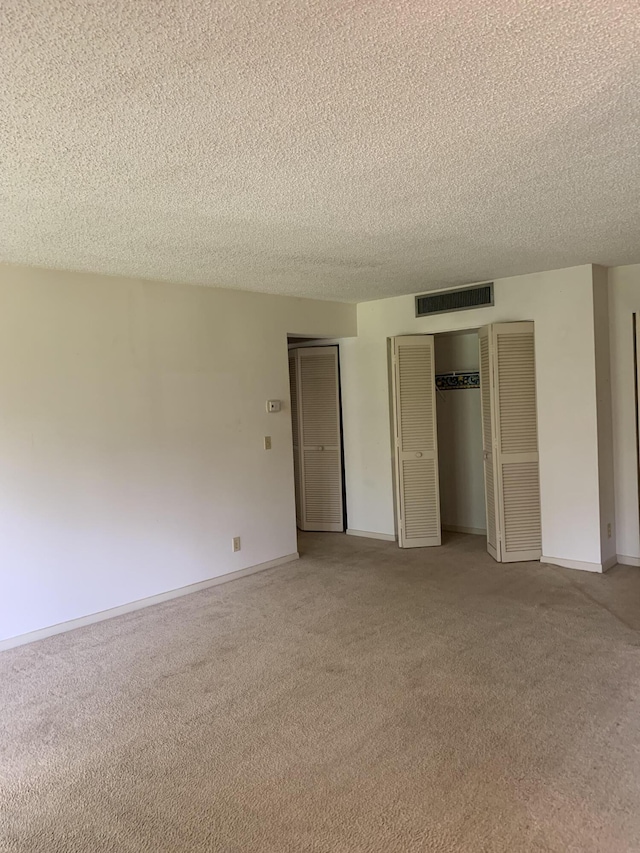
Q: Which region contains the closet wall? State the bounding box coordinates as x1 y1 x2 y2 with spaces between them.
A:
434 332 486 534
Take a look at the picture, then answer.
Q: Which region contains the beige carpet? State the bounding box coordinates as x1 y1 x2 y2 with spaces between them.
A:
2 532 640 852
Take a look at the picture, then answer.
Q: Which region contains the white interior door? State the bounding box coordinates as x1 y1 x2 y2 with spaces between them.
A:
391 335 441 548
288 352 302 528
636 314 640 496
479 327 500 560
294 346 344 532
479 322 542 562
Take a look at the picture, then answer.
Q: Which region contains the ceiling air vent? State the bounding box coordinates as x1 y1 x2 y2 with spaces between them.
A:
415 283 493 317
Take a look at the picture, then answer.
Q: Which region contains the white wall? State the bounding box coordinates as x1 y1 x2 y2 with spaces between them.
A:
0 263 356 644
434 332 486 534
340 265 609 568
3 258 635 645
609 264 640 564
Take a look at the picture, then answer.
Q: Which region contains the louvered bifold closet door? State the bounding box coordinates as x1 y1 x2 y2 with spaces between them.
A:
296 346 344 532
637 316 640 465
492 322 542 562
392 336 441 548
479 327 500 561
288 352 302 528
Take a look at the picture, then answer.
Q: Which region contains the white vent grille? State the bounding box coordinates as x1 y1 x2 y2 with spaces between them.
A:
416 283 493 317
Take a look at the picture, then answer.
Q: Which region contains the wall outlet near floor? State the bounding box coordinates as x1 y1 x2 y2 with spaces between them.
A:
607 523 612 539
264 436 272 450
232 536 241 552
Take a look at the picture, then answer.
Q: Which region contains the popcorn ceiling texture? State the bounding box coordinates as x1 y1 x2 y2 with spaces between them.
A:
1 0 639 302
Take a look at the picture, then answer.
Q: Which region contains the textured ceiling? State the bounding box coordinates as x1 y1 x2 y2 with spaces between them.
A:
1 1 639 302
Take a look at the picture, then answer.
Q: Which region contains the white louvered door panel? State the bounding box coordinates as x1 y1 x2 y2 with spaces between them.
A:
392 336 441 548
296 346 344 532
288 352 302 527
492 322 542 562
637 316 640 492
479 327 500 561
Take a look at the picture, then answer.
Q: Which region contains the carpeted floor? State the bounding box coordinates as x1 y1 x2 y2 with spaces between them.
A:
2 532 640 852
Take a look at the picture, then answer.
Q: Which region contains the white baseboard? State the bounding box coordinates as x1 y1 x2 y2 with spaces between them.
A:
541 555 606 573
346 529 396 542
617 554 640 567
0 552 300 653
442 525 487 536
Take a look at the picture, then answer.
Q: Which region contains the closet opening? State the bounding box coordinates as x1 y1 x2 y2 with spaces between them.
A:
390 322 542 562
434 330 486 544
